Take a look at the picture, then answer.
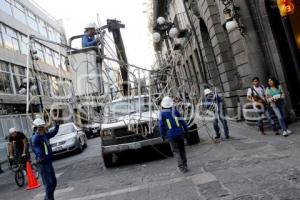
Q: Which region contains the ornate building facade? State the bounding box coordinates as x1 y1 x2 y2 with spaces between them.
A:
152 0 300 119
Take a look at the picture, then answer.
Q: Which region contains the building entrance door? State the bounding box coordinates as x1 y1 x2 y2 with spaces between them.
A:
266 0 300 116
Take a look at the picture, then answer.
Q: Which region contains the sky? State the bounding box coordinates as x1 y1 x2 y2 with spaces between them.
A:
34 0 155 70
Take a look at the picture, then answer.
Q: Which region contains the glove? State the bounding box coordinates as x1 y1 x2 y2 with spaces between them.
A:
21 153 26 157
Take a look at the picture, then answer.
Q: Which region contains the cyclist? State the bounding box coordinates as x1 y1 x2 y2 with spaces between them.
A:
7 128 30 167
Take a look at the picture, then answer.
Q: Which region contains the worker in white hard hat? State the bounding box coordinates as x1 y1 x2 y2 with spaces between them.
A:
31 117 60 200
203 88 230 139
82 22 99 48
7 127 29 167
159 96 189 173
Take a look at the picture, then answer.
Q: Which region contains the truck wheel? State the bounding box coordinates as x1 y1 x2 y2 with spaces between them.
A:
186 131 200 145
102 153 113 168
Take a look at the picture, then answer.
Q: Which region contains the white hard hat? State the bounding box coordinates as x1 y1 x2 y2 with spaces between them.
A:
85 22 96 29
161 96 174 108
204 88 212 96
9 128 17 134
32 118 46 127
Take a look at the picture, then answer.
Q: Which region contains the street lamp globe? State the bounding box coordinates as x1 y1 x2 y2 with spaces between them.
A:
169 27 178 38
157 17 166 25
225 20 238 32
30 85 37 92
152 32 161 43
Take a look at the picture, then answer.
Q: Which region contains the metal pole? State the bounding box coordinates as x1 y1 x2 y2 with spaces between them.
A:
30 45 44 112
26 35 31 115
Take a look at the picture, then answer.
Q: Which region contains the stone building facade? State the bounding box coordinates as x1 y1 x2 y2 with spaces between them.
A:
152 0 300 119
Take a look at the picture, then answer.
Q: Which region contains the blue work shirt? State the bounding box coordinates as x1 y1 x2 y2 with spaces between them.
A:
32 124 59 164
159 108 188 141
82 32 98 48
205 94 225 114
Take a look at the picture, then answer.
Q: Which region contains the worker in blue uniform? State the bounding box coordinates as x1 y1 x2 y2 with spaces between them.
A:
204 88 230 139
82 22 99 48
32 118 59 200
159 96 189 173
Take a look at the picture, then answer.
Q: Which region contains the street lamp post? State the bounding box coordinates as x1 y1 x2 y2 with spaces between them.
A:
221 0 245 35
152 17 179 89
152 17 179 51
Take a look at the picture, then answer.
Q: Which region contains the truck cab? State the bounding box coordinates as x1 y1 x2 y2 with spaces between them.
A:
100 95 165 167
100 95 199 167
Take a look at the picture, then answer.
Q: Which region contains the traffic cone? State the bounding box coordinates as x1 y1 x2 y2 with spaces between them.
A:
26 161 40 190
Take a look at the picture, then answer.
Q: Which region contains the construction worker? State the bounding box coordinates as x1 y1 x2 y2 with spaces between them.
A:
82 22 99 48
159 96 189 173
204 88 230 139
32 118 59 200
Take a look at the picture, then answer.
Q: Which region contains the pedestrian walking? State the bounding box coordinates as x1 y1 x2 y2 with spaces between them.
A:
159 96 189 173
203 88 230 139
265 77 292 137
32 118 59 200
82 22 99 48
246 77 278 135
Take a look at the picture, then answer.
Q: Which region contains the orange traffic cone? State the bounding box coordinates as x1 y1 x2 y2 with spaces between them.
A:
26 161 41 190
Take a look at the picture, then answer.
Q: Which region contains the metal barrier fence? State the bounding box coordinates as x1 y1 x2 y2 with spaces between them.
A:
0 114 33 162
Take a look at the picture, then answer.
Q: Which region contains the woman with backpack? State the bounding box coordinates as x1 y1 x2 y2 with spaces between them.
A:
265 77 292 137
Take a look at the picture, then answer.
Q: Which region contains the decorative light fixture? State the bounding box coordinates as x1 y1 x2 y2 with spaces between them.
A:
168 27 179 38
221 0 245 35
152 16 178 44
157 16 166 25
152 32 161 43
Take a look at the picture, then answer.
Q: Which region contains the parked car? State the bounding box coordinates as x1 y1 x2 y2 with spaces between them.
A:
50 122 88 156
82 123 101 139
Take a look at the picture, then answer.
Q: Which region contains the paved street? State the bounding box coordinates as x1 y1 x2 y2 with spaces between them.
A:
1 122 300 200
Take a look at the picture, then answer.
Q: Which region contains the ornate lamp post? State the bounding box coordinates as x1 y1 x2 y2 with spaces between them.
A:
152 16 179 50
221 0 245 35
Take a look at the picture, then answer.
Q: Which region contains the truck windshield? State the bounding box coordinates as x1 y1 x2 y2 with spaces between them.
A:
110 97 150 116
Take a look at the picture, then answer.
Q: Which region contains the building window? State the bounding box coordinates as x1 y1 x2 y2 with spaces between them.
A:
0 0 12 16
53 52 60 68
47 26 54 41
27 10 38 32
12 0 27 24
50 76 59 96
61 56 68 71
12 65 26 94
34 42 45 62
19 34 28 55
0 27 3 48
0 61 13 94
44 47 54 66
1 25 20 51
40 74 50 96
54 31 60 43
38 19 48 38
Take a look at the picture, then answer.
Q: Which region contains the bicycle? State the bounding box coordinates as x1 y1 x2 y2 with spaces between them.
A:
8 143 39 187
